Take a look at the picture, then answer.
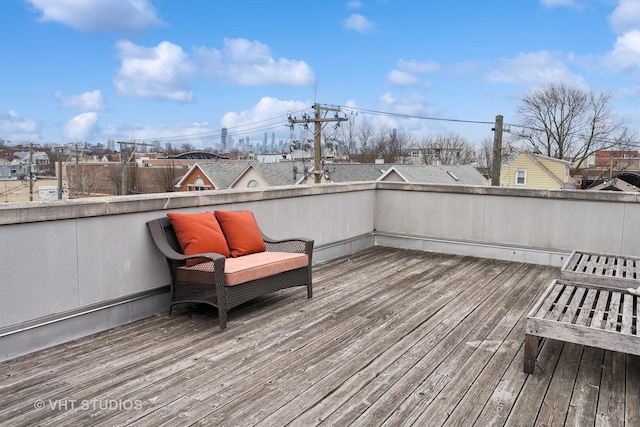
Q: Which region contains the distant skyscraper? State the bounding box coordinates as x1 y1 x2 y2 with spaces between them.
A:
221 128 228 151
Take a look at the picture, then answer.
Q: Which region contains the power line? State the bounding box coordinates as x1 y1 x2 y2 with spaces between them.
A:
503 122 640 148
134 109 311 144
338 106 495 126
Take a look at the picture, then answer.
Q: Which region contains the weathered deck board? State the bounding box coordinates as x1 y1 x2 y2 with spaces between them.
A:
1 247 639 426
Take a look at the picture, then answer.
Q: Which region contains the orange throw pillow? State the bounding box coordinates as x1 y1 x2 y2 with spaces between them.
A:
167 211 231 263
214 210 267 257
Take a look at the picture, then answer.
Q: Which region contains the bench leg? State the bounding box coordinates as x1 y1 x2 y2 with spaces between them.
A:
524 334 540 374
218 308 227 330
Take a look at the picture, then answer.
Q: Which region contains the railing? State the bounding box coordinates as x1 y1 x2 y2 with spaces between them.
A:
1 182 639 360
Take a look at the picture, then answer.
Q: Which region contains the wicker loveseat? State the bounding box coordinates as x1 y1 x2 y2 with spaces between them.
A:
146 211 313 330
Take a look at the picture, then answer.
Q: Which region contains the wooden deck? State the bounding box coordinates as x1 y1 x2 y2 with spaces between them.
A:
2 247 639 426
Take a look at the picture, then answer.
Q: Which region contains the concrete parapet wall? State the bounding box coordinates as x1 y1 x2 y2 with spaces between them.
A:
374 182 640 257
1 182 638 360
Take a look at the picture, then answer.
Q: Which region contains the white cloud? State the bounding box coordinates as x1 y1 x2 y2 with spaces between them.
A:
195 38 315 86
63 112 99 141
486 51 585 87
54 90 105 111
347 1 363 9
98 97 311 148
114 40 196 102
26 0 164 35
343 14 375 33
605 30 640 75
609 0 640 34
0 111 41 142
114 38 315 101
387 60 441 87
221 97 309 130
387 70 424 86
375 93 442 132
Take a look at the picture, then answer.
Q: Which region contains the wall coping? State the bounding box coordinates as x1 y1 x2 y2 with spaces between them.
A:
1 181 638 225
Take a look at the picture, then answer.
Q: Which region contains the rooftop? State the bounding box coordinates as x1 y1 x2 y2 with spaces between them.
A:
2 246 638 426
2 181 640 426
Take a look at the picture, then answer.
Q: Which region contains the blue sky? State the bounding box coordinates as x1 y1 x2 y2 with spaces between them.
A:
1 0 640 150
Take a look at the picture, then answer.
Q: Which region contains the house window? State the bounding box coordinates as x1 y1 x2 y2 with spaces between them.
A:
516 169 527 185
247 180 259 188
187 185 210 191
187 177 210 191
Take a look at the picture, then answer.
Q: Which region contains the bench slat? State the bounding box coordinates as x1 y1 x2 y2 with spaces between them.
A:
558 287 586 325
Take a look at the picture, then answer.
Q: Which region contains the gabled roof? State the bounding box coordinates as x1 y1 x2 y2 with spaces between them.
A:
378 164 486 185
252 162 307 186
176 162 248 189
321 163 387 182
587 177 640 192
177 161 309 189
176 161 486 189
529 153 572 166
495 152 574 188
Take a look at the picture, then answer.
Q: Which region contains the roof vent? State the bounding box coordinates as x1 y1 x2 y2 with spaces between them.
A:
447 171 459 181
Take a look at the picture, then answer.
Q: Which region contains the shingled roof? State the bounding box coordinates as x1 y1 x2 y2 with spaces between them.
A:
378 164 486 185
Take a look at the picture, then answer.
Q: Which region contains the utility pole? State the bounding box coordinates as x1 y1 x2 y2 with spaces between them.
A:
67 142 86 196
28 143 34 201
289 103 347 183
491 115 504 186
118 141 154 195
55 146 64 199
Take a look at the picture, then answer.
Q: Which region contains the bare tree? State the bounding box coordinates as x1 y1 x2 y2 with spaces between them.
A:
476 136 519 180
516 82 635 170
149 160 182 193
181 143 195 152
417 132 475 165
104 163 124 195
66 163 106 197
331 110 359 160
355 117 376 163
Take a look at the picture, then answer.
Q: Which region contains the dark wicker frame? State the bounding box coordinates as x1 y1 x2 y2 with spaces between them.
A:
146 216 313 330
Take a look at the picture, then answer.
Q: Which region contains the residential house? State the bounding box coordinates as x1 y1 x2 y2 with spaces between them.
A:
578 149 640 189
177 161 489 189
592 149 639 167
492 152 576 190
175 162 307 191
13 151 51 174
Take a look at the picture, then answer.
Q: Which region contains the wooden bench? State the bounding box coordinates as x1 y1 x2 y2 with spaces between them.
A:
524 278 640 374
560 250 640 290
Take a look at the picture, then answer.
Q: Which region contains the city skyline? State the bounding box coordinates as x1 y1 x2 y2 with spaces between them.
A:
1 0 639 148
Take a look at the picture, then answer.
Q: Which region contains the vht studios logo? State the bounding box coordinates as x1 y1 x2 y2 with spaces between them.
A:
34 399 143 412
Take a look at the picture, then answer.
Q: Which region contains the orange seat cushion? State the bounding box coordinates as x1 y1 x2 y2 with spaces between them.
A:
175 252 309 286
214 210 267 257
167 211 231 264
